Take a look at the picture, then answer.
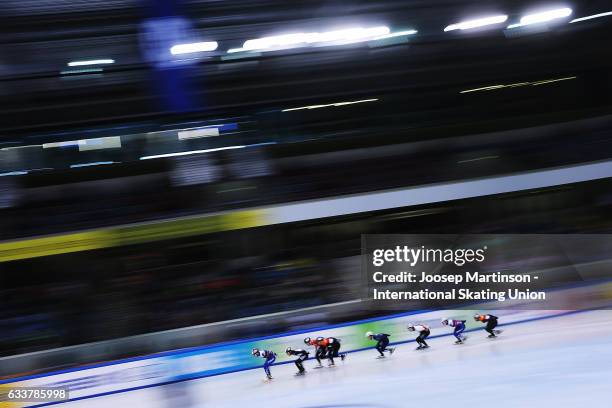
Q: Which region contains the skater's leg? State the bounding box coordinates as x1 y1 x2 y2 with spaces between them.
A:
381 338 389 352
418 330 430 347
453 327 461 340
315 348 325 365
264 356 275 378
377 338 389 356
454 325 466 342
328 342 342 364
486 319 498 336
327 346 335 365
295 359 305 373
334 342 345 360
422 330 430 347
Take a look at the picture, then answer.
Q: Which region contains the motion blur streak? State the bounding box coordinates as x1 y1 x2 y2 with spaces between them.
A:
67 59 115 67
460 76 576 93
70 161 117 168
282 98 379 112
240 26 391 52
444 15 508 32
570 11 612 23
139 145 246 160
372 30 418 39
0 171 28 177
508 7 573 28
60 68 104 75
1 0 612 398
170 41 218 55
531 76 577 85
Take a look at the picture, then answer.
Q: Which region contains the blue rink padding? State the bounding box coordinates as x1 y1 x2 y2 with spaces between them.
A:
3 278 611 408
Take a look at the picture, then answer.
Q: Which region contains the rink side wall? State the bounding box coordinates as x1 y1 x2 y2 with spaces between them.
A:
2 280 612 408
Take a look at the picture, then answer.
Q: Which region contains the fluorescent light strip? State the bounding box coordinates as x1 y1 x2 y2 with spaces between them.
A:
372 30 418 40
0 171 28 177
60 68 104 75
170 42 219 55
282 98 378 112
67 59 114 67
140 145 246 160
570 11 612 23
70 161 116 168
444 15 508 32
227 28 416 54
461 76 576 93
237 26 391 53
507 7 572 28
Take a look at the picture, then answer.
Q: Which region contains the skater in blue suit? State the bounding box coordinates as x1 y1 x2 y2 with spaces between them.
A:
252 348 276 380
366 332 395 358
442 319 467 344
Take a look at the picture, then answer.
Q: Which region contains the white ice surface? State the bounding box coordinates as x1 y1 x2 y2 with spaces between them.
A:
60 310 612 408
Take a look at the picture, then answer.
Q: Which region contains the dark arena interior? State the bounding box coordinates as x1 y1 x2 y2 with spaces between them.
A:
1 1 612 407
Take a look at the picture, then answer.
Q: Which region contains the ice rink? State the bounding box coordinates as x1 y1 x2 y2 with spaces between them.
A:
59 310 612 408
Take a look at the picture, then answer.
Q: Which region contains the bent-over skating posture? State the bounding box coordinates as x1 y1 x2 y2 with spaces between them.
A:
366 332 395 358
316 336 346 366
407 323 431 349
252 348 276 380
286 347 309 375
442 319 467 344
474 313 502 338
304 337 326 367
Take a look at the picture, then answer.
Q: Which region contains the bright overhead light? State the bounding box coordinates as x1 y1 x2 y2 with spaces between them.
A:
372 30 418 40
570 11 612 23
444 15 508 32
70 161 116 168
67 59 115 67
508 7 572 28
311 26 391 43
170 41 219 55
243 33 308 51
239 26 391 53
